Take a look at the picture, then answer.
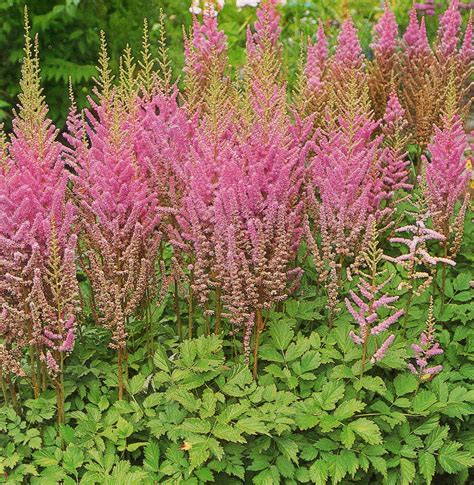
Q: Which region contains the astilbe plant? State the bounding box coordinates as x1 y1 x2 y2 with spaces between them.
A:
377 91 413 220
184 8 228 113
67 34 164 400
345 223 404 381
407 297 444 381
0 12 78 422
368 6 400 120
434 1 472 123
294 22 328 125
423 113 469 248
197 0 304 377
385 204 455 329
170 11 237 339
306 42 386 320
400 7 441 152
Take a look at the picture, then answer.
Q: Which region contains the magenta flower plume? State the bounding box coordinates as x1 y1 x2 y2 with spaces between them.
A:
437 0 462 58
135 90 195 214
333 17 363 70
69 88 163 351
459 13 473 62
378 92 412 203
408 298 444 380
249 0 281 51
372 7 399 60
423 114 469 236
415 0 440 16
185 11 227 84
0 25 79 379
213 117 304 359
403 8 432 56
305 22 328 93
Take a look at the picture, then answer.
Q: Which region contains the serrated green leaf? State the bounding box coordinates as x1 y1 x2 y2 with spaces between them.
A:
438 442 474 473
237 416 269 435
315 381 345 410
425 425 449 453
418 451 435 484
212 423 245 443
309 460 328 484
358 376 387 395
153 346 170 372
341 450 359 477
412 415 439 435
179 418 211 435
276 438 299 464
270 320 294 351
368 455 387 478
341 426 356 448
144 440 160 472
33 448 59 467
188 442 210 470
143 392 162 409
412 391 437 414
400 458 416 485
348 419 382 445
200 389 217 419
116 417 134 439
394 374 418 396
334 398 365 420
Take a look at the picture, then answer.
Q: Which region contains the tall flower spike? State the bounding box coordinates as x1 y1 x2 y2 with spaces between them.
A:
423 114 469 239
184 9 228 111
407 297 444 380
345 223 403 367
385 212 455 296
334 17 363 70
372 7 398 60
459 13 473 62
403 8 421 49
0 10 78 411
437 0 462 58
378 92 412 208
305 22 328 92
368 5 400 121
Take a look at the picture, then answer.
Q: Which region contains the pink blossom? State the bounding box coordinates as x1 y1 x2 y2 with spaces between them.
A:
334 18 363 69
437 0 462 57
408 301 444 380
424 115 469 236
370 334 395 363
372 7 399 59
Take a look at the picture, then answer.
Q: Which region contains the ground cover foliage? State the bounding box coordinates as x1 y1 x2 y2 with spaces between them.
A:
0 0 473 483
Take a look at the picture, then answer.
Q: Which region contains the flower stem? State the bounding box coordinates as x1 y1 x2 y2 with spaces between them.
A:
215 286 222 335
117 348 124 400
188 288 193 339
0 372 9 406
174 279 182 339
252 309 264 379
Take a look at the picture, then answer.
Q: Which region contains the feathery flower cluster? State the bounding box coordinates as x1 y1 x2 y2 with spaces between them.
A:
0 15 78 384
407 299 444 379
345 225 404 365
437 0 462 58
385 213 455 295
423 114 469 239
378 92 412 207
